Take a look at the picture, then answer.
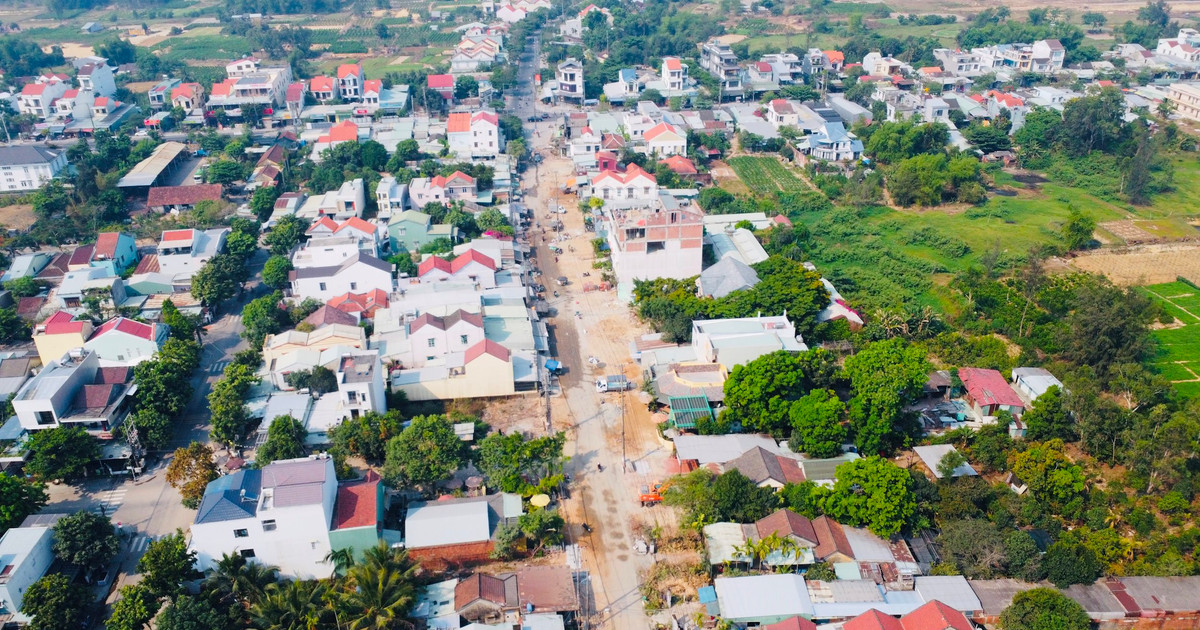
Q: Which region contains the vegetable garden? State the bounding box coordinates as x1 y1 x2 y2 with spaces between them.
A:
728 156 809 195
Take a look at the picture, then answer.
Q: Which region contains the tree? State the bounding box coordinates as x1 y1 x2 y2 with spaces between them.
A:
382 415 467 488
1082 11 1107 29
1063 280 1155 377
192 254 245 306
0 472 47 534
241 290 287 345
137 529 201 598
108 584 163 630
454 75 479 99
161 299 200 342
360 139 389 171
721 350 837 435
843 339 930 455
24 426 99 481
711 469 778 523
257 415 308 465
1061 208 1096 251
225 230 258 260
262 255 293 290
157 595 229 630
788 389 846 458
166 442 220 509
264 215 307 256
1022 386 1074 441
1004 530 1044 582
392 139 421 165
205 160 243 186
203 553 278 611
519 508 565 555
0 307 30 342
1043 539 1102 587
937 449 970 480
375 21 390 38
52 511 119 571
937 519 1007 578
21 574 89 630
329 411 405 464
1011 439 1085 509
338 544 418 629
1000 587 1090 630
4 276 40 297
476 431 566 494
251 580 334 630
250 186 281 222
822 456 917 537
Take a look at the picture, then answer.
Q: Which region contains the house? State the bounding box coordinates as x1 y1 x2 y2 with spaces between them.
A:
0 146 68 191
934 49 984 76
1167 82 1200 122
456 573 515 623
328 289 389 319
447 111 503 158
643 122 686 157
337 63 364 100
262 324 367 377
81 21 103 33
148 78 181 109
76 63 116 97
191 457 342 579
11 349 134 435
32 312 93 365
403 493 523 569
659 155 710 185
722 446 805 489
2 252 53 283
658 57 698 98
405 310 487 366
697 256 759 298
375 176 408 221
296 179 366 222
316 120 361 153
305 216 383 257
170 82 204 111
800 122 863 162
958 367 1025 422
691 315 807 370
590 165 659 205
327 471 387 562
289 253 393 302
55 266 125 312
147 184 224 213
912 444 978 479
700 39 744 97
309 76 335 102
206 66 293 112
0 514 64 624
553 58 585 103
714 575 812 625
82 317 169 365
91 232 138 275
427 74 455 101
1010 367 1064 404
495 3 528 23
19 78 69 118
155 228 228 282
226 57 261 77
417 250 498 288
391 338 525 401
768 99 800 128
606 205 703 286
388 210 458 253
409 171 478 207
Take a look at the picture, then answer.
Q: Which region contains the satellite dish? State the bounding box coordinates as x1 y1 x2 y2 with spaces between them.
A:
530 494 551 508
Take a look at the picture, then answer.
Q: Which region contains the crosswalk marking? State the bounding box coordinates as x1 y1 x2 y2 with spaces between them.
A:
126 534 151 557
209 360 231 374
92 486 126 517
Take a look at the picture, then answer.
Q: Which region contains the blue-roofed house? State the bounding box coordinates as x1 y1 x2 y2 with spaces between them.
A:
189 456 344 579
1 252 53 284
602 68 643 103
800 122 863 162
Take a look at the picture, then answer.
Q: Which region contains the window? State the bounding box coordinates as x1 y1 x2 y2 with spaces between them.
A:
350 282 357 290
240 549 256 558
427 338 437 348
234 529 249 538
460 335 469 345
35 411 55 426
319 282 327 291
262 520 277 532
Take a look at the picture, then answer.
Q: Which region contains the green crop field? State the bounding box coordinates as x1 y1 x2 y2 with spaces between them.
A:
727 156 809 195
1140 281 1200 398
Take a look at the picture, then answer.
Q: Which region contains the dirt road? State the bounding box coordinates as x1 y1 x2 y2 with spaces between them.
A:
523 118 679 630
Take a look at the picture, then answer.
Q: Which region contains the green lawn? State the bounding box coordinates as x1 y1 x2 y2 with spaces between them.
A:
1139 281 1200 397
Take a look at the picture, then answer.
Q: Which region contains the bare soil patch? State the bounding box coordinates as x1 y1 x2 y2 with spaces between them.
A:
1069 243 1200 285
0 204 37 230
1099 220 1155 244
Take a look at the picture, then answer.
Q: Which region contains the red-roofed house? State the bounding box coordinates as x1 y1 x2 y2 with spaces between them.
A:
447 110 503 157
767 98 799 128
771 214 793 228
643 121 686 156
84 317 170 365
309 76 335 101
417 249 498 287
91 232 138 275
392 337 518 401
318 120 359 147
409 171 477 207
959 367 1025 420
590 164 659 203
823 50 845 71
33 312 94 365
19 79 69 117
659 155 711 185
329 472 385 561
147 184 224 213
337 63 364 100
286 82 306 119
11 348 135 436
427 74 455 100
328 289 389 319
362 79 383 108
987 90 1026 110
170 82 204 110
845 609 906 630
764 618 818 630
408 309 486 364
899 600 973 630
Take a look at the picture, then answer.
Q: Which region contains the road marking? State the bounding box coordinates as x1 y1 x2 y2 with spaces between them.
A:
126 534 151 557
209 360 231 374
93 486 126 517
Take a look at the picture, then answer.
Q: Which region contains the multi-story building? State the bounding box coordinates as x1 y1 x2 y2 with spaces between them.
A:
208 66 293 112
337 63 364 100
933 49 984 76
171 83 205 111
0 514 64 624
554 58 586 103
0 146 67 192
18 78 69 118
1168 82 1200 121
590 164 659 205
76 63 116 97
447 111 504 158
700 39 744 98
147 78 182 109
605 206 703 285
11 349 134 435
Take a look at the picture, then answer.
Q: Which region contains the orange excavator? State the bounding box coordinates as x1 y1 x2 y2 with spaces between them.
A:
639 481 665 507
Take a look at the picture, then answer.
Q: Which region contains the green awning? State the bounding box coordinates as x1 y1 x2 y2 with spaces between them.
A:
668 395 713 429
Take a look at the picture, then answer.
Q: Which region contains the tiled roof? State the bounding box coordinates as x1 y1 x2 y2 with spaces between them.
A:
660 155 697 174
899 600 973 630
306 216 339 234
333 471 380 530
451 249 496 272
845 609 904 630
93 317 158 342
755 509 818 545
302 305 359 328
465 339 510 363
418 255 452 276
770 98 794 113
764 617 818 630
824 50 844 62
364 79 382 94
68 244 95 267
95 366 131 384
17 296 46 320
147 184 223 207
473 111 498 127
644 122 681 142
328 289 388 315
309 76 334 92
95 232 123 258
286 82 305 101
134 254 160 274
337 63 362 79
21 83 46 96
455 572 509 607
410 309 484 332
74 383 120 410
664 57 682 71
40 311 87 335
320 120 358 143
723 446 804 486
427 74 454 89
592 163 656 186
336 217 375 235
195 469 261 525
813 515 854 561
447 112 471 133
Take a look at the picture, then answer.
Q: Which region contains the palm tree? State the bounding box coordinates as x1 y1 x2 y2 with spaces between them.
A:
324 548 357 579
337 563 418 630
251 580 335 630
204 553 280 610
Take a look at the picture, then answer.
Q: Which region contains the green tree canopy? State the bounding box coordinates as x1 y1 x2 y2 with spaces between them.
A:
843 339 930 455
137 529 201 598
823 456 917 537
328 410 404 464
720 349 840 435
257 415 308 465
241 290 288 346
477 430 566 494
0 472 47 534
1000 587 1090 630
157 595 229 630
52 511 119 571
264 214 308 256
1044 539 1102 587
24 426 100 481
1022 386 1075 441
383 415 468 488
191 253 246 306
788 389 847 458
21 573 89 630
108 583 162 630
262 255 293 290
1011 439 1086 510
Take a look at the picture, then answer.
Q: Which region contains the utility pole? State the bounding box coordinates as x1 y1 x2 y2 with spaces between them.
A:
124 417 143 482
620 383 626 472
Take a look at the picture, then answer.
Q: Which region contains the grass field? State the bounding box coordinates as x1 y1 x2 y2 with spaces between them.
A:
1140 281 1200 398
727 156 809 195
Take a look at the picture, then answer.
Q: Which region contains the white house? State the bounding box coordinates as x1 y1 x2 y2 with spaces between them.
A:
337 63 364 100
416 249 498 288
643 122 686 157
447 111 503 158
409 172 477 208
553 58 585 103
0 515 62 624
767 99 800 129
191 457 338 579
800 122 863 162
18 78 69 118
11 349 135 435
155 228 229 283
0 146 67 192
226 57 261 77
568 125 601 158
76 63 116 97
691 315 807 370
289 253 393 302
606 206 704 286
590 165 659 204
375 176 407 221
406 309 488 366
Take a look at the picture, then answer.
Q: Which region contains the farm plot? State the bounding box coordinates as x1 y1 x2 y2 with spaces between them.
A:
727 156 809 196
1141 280 1200 397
